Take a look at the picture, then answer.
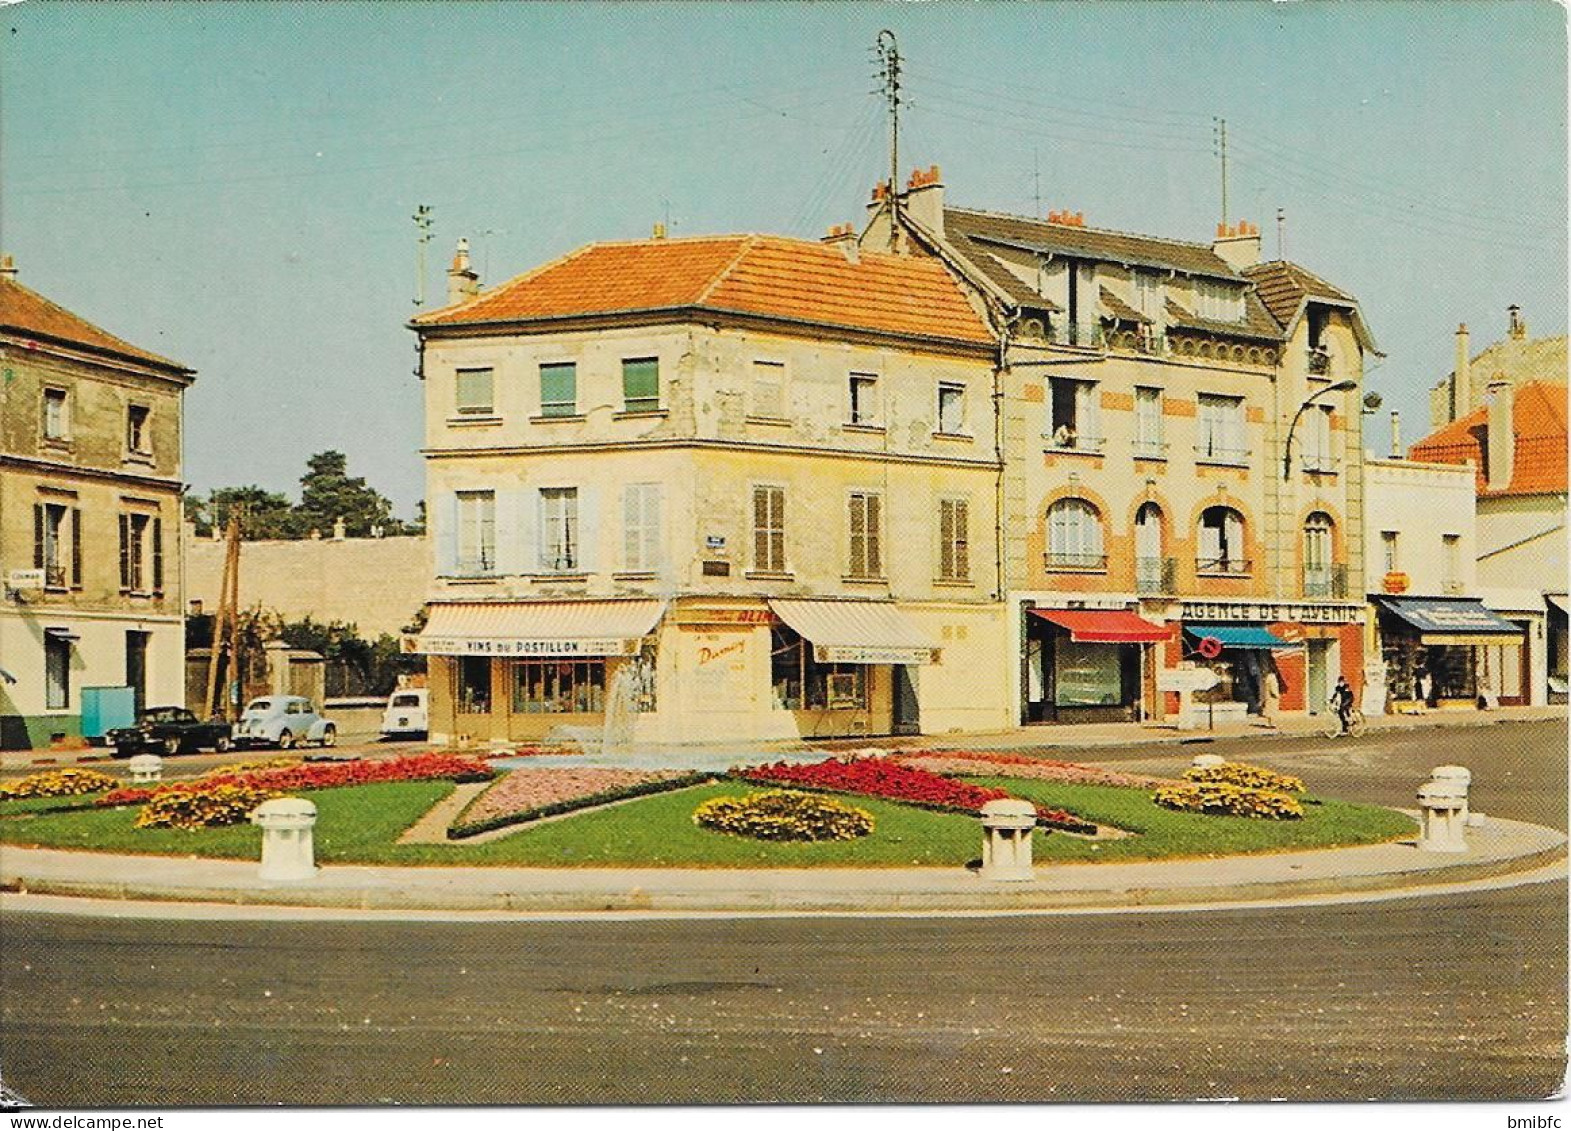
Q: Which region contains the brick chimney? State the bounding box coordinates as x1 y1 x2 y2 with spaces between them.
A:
446 238 480 305
0 255 15 281
1486 373 1515 490
1508 304 1527 340
820 223 859 265
901 164 945 237
1453 322 1470 420
1211 220 1261 269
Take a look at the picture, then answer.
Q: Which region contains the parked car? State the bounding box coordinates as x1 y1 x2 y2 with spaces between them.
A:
109 706 233 757
234 696 336 749
379 688 429 739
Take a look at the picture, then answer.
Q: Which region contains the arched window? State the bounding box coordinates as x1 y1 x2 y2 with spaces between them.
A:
1197 506 1247 574
1303 512 1336 595
1134 502 1167 593
1046 499 1104 569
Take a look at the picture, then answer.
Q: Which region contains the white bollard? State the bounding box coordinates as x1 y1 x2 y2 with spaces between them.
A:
1416 780 1469 853
978 799 1037 881
1190 753 1226 771
251 797 318 881
127 755 163 784
1430 765 1472 822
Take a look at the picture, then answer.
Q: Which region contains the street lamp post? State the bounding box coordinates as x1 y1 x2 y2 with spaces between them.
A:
1282 379 1358 479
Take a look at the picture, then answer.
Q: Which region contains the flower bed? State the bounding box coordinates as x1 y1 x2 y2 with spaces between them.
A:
492 744 583 759
896 750 1169 788
1182 761 1305 794
449 768 712 839
135 782 281 830
739 756 1096 834
0 768 119 802
694 790 874 842
1152 781 1304 820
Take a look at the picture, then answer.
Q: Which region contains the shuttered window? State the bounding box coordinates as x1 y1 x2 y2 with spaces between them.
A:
455 368 494 415
939 498 970 581
622 358 660 413
847 492 882 579
752 486 785 573
540 488 579 572
623 484 661 572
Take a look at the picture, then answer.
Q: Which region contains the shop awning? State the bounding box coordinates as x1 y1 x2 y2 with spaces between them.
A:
1029 608 1172 643
768 599 938 666
415 600 665 657
1374 596 1522 646
1185 624 1300 650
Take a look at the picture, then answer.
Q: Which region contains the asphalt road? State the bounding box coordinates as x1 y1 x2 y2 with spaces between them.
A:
1 720 1564 1106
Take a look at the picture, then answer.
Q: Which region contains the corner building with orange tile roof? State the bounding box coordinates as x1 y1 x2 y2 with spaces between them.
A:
408 234 1013 743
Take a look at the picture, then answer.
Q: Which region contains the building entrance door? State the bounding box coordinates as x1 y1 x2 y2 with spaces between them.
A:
892 666 920 735
1307 640 1330 715
125 631 150 713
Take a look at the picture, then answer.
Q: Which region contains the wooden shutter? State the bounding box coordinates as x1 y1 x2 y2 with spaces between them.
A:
953 499 969 580
753 487 769 570
576 487 596 574
118 513 132 591
867 494 881 576
71 507 83 589
434 494 458 576
33 504 44 569
152 516 164 593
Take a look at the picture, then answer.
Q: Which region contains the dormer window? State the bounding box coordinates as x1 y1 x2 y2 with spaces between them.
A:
1194 279 1244 322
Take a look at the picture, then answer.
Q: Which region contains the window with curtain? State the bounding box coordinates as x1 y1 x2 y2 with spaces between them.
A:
1046 498 1105 568
540 488 579 572
1302 405 1335 471
1197 394 1246 460
1198 506 1246 573
1134 386 1164 456
455 491 496 575
1303 512 1334 595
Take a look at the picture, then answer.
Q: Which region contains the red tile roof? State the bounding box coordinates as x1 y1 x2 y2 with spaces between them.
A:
412 235 993 346
1409 380 1568 496
0 274 189 373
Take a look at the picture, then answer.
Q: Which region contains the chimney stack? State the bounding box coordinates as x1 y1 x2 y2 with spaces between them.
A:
1486 374 1515 490
1508 304 1527 340
820 223 859 264
446 238 480 305
1454 322 1471 420
1389 410 1402 458
1212 219 1261 269
0 255 15 281
901 164 945 236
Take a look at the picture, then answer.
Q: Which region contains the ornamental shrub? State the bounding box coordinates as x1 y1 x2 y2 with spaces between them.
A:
694 790 875 842
135 783 281 831
1182 761 1305 794
0 768 119 801
1152 781 1304 820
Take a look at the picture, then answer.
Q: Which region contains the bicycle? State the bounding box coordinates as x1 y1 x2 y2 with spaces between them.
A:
1320 701 1366 738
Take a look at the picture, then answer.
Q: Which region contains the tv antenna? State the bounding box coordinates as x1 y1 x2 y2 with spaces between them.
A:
412 204 434 308
875 30 902 248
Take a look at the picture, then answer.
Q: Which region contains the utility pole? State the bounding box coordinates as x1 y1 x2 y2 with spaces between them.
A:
203 514 243 720
1213 118 1229 228
412 204 434 308
1033 149 1042 215
875 29 902 249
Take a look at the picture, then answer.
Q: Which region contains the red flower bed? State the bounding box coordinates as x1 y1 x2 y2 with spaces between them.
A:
741 757 1009 814
98 787 156 807
97 752 493 808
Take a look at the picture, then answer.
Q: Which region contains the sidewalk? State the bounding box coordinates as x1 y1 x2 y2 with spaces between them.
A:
1 813 1563 917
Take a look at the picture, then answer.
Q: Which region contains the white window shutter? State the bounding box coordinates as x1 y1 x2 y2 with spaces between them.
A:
494 491 523 576
578 486 599 574
435 493 459 576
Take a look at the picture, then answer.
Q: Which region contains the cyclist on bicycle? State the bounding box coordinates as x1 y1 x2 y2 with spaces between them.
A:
1332 675 1356 734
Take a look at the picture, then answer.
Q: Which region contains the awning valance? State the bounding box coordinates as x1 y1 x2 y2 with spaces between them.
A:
768 599 938 666
416 600 665 657
1185 624 1300 650
1375 596 1522 646
1029 608 1172 643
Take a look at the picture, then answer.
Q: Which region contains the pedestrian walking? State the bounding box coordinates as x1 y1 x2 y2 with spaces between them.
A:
1260 664 1282 728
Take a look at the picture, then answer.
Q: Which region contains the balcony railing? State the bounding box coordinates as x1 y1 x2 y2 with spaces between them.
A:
1307 347 1331 376
1131 439 1168 460
454 555 496 577
1046 431 1107 453
1193 443 1251 465
1196 556 1251 576
1135 556 1177 595
1050 323 1104 349
1044 552 1108 572
1302 564 1348 599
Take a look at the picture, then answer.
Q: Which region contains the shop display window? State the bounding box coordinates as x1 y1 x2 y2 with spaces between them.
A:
513 660 607 714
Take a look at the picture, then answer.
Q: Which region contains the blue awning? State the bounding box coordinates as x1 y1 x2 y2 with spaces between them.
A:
1375 596 1521 645
1185 624 1300 650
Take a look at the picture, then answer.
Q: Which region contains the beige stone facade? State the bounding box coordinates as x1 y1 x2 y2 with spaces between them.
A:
0 265 194 747
185 532 428 639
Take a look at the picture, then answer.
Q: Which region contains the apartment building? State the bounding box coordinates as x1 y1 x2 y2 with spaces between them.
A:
867 169 1377 725
408 235 1012 744
0 259 195 748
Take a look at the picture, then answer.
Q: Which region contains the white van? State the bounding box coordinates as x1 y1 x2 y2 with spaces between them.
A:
379 688 429 739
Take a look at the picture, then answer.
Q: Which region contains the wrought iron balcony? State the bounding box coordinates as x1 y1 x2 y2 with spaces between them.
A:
1044 552 1108 572
1196 556 1252 576
1135 556 1177 595
1302 563 1348 599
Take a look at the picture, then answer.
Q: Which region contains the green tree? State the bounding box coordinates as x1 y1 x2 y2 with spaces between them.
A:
295 450 407 538
185 486 298 539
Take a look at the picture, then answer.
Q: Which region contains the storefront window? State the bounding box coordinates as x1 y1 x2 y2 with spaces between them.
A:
512 660 607 714
771 626 868 710
1053 641 1122 707
458 657 491 714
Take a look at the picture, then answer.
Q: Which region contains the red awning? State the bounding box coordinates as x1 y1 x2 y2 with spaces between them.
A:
1028 608 1172 643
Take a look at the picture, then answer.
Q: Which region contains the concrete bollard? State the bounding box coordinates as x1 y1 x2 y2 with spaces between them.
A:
1416 779 1468 853
1430 765 1472 822
1190 753 1226 771
251 797 318 881
127 754 163 783
979 799 1037 881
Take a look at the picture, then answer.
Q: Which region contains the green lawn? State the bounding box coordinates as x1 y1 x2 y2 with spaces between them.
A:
0 775 1416 868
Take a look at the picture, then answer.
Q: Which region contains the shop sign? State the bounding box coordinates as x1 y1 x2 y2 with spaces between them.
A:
1157 666 1221 693
419 637 634 657
1180 601 1361 624
675 608 775 626
815 645 938 666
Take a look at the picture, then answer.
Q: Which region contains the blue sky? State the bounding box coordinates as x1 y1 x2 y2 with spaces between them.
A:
3 1 1565 516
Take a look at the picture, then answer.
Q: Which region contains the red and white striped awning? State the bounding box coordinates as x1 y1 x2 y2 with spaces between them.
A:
415 600 665 658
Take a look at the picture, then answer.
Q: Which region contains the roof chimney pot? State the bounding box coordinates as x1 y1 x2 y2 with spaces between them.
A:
0 254 15 280
445 238 480 304
1508 304 1526 340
